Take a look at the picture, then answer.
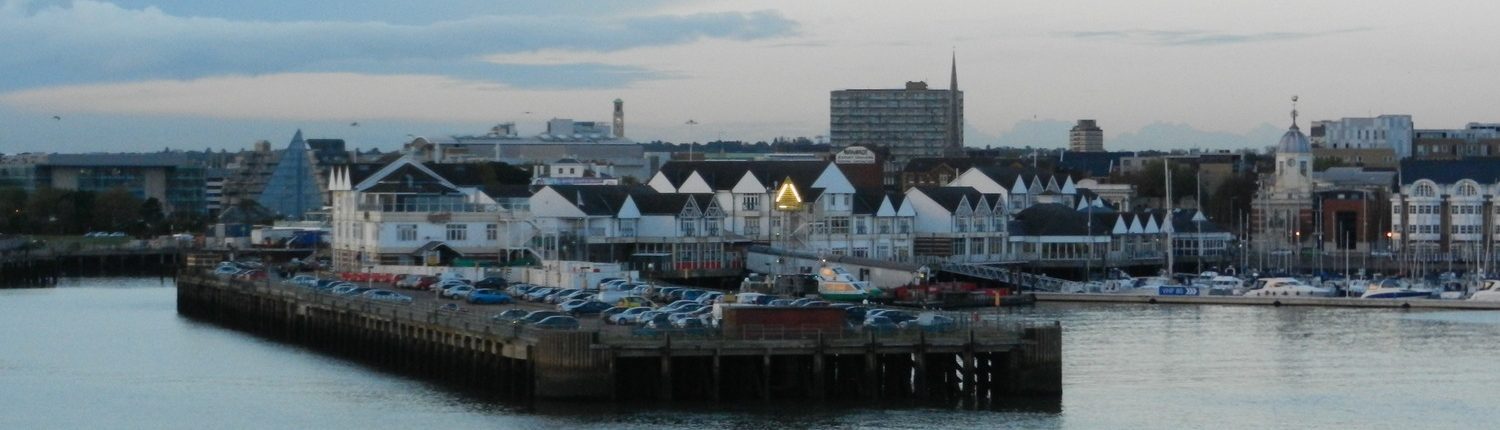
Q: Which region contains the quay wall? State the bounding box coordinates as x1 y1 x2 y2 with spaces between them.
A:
1036 293 1500 309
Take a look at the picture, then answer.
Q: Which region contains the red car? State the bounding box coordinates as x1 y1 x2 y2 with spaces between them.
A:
413 275 441 291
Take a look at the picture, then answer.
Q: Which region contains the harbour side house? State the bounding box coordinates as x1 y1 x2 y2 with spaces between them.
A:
646 160 917 263
327 158 533 271
528 184 740 278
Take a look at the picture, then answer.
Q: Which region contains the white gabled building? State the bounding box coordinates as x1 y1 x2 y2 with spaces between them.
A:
645 160 916 262
327 158 534 270
528 184 739 277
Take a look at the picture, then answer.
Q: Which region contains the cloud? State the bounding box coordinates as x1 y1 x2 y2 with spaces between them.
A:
0 1 798 90
1063 28 1369 46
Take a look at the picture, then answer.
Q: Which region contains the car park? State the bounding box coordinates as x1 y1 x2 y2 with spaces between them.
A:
694 292 723 305
362 289 414 304
532 316 580 330
524 287 557 302
612 296 653 309
332 286 373 296
867 309 916 325
466 289 511 305
284 274 318 287
799 300 831 307
643 314 675 329
674 317 710 334
767 299 795 307
631 310 667 325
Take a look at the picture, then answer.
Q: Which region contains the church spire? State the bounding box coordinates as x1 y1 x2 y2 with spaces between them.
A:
948 50 962 151
1290 95 1299 129
950 49 958 93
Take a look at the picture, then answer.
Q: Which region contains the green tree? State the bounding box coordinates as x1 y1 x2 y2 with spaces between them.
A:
93 187 142 233
1111 160 1198 207
0 187 26 233
138 198 165 235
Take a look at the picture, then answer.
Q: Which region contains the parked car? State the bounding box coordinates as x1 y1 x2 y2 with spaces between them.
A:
600 306 628 321
532 315 581 330
653 287 682 301
862 316 899 334
434 280 470 292
393 275 423 290
466 289 511 304
643 314 675 329
694 292 723 305
898 314 958 332
474 276 508 289
767 299 795 307
332 286 373 296
674 317 710 333
413 276 441 291
867 309 916 325
213 266 240 277
491 309 530 323
562 300 612 316
594 277 623 288
285 274 318 287
548 289 586 304
799 300 831 308
632 310 668 325
831 304 869 322
505 284 535 296
362 289 414 304
441 285 475 300
680 290 709 302
612 296 653 309
609 307 652 325
524 287 558 302
517 310 565 325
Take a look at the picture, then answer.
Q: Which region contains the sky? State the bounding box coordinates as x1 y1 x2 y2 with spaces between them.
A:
2 0 1499 153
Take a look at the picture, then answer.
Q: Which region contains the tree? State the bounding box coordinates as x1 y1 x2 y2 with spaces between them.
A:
1110 160 1198 207
0 187 26 233
1314 156 1347 172
138 198 165 235
93 187 142 233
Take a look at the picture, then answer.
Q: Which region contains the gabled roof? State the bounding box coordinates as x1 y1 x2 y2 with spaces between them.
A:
1170 209 1229 234
632 192 714 215
542 185 650 216
362 162 460 194
912 186 985 212
1010 203 1114 236
852 191 884 215
655 160 828 191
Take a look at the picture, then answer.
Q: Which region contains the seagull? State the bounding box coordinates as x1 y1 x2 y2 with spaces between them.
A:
350 122 360 127
51 115 60 121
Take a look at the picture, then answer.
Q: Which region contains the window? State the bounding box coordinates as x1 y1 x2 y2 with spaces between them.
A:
446 224 467 241
398 224 417 242
855 218 867 234
989 238 1004 255
770 217 782 231
1452 205 1460 215
705 217 721 236
1459 183 1479 197
485 224 498 241
974 217 986 232
955 217 968 233
876 245 890 258
1413 183 1435 197
971 238 985 255
742 195 761 211
878 219 892 234
680 219 696 237
620 219 637 237
829 217 850 234
898 219 911 234
853 247 868 258
952 240 966 256
744 217 760 236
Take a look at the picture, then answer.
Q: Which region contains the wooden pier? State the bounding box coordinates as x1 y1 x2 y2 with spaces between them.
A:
176 274 1062 404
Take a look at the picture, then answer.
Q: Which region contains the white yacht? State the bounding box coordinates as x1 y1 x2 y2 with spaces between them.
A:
1360 278 1434 300
1191 272 1244 296
1468 280 1500 302
1242 277 1334 297
1103 276 1203 296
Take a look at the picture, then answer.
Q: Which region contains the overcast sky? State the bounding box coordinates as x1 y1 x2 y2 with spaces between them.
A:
2 0 1498 153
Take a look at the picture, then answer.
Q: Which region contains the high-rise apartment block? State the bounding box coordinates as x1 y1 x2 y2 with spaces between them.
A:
1069 120 1104 152
830 55 963 186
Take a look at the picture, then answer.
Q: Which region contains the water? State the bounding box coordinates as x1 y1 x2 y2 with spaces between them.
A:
3 278 1499 429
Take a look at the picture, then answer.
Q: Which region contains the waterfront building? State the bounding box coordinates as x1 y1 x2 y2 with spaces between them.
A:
646 159 917 262
830 55 963 186
904 186 1010 264
1251 108 1316 259
0 152 206 215
256 130 325 220
411 104 648 181
899 157 1002 191
1411 123 1500 160
1069 120 1104 152
529 185 739 277
1312 115 1414 159
1389 158 1500 261
326 158 533 270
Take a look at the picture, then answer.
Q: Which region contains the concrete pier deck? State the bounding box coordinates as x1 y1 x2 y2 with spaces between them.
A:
177 273 1063 403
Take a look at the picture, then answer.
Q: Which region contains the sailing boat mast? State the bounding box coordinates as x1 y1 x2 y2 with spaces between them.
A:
1165 158 1174 276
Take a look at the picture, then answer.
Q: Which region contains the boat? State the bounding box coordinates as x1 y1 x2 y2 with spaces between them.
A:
1103 276 1203 296
815 266 879 302
1242 277 1334 297
1360 278 1434 300
1468 280 1500 302
1191 271 1244 296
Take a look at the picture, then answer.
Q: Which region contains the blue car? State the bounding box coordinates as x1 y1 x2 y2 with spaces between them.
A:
466 288 512 304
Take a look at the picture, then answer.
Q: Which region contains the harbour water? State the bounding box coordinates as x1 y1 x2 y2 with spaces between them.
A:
3 277 1499 429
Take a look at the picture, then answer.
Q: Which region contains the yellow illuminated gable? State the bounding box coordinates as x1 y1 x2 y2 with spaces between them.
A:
774 177 803 211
